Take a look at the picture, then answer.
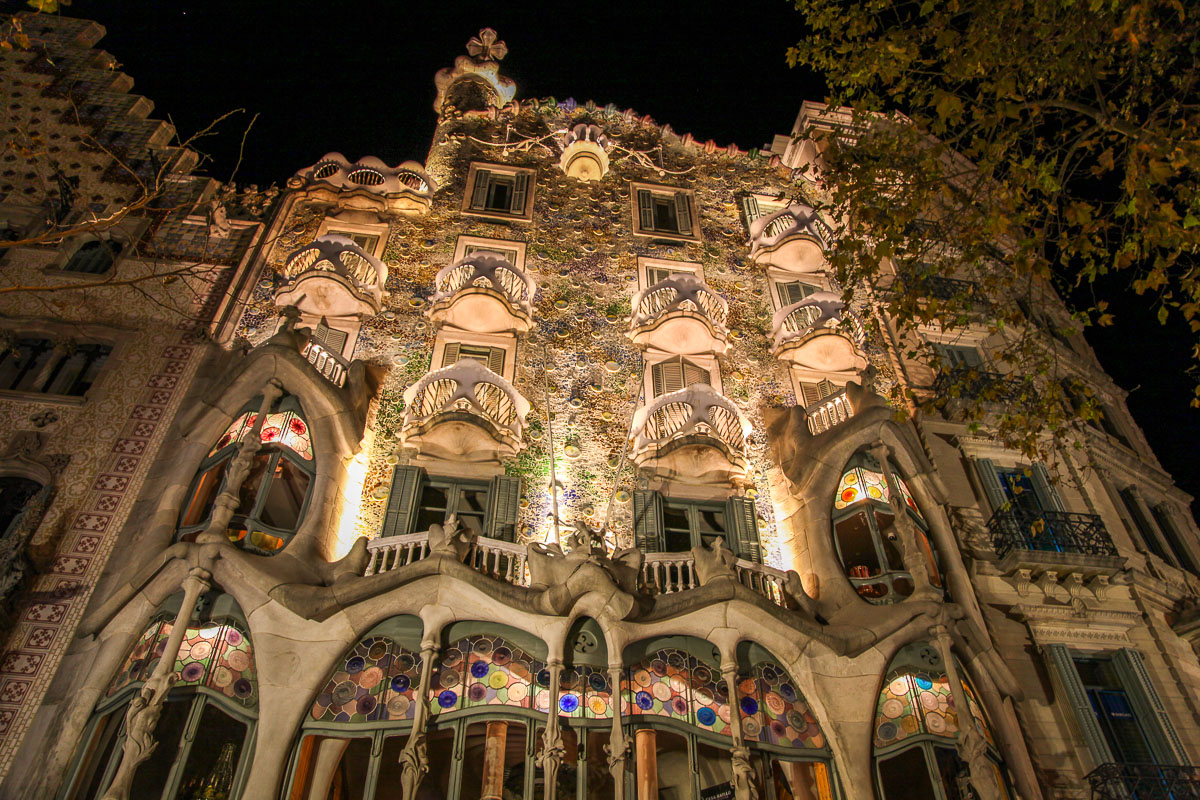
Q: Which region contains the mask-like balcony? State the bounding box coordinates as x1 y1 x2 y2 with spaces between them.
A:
275 235 387 318
629 384 751 485
771 292 867 372
629 274 729 355
291 153 436 215
400 359 531 463
748 202 832 273
427 252 536 334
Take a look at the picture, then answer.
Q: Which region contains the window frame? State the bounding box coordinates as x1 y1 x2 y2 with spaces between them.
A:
630 181 702 243
317 218 388 261
453 234 527 272
413 476 491 537
432 331 516 382
60 237 123 275
637 256 701 291
0 336 113 400
461 163 537 222
642 352 722 400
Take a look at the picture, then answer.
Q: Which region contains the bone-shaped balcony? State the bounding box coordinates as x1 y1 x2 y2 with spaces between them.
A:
427 252 536 334
400 359 531 463
771 292 868 372
629 384 751 485
629 274 729 355
748 202 832 273
275 235 387 317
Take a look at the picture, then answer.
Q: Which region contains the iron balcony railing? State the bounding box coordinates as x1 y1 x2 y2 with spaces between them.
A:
1087 763 1200 799
931 367 1023 404
988 506 1117 558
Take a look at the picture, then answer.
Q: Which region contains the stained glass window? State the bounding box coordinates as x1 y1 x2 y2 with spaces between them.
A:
208 409 313 461
310 636 422 724
108 618 257 706
873 664 993 748
834 465 921 519
534 664 613 719
624 648 694 724
429 635 539 714
737 661 825 749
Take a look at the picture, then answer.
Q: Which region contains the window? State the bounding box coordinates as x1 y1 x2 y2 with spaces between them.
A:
776 279 819 307
1073 658 1157 765
381 467 521 542
632 491 761 561
637 257 700 289
0 477 43 539
307 318 349 357
742 195 789 235
463 164 535 219
932 343 983 369
463 242 518 264
454 235 527 272
1150 505 1198 574
797 378 839 408
441 341 505 375
1118 488 1171 563
832 453 942 604
649 356 710 397
63 239 121 274
0 338 111 398
631 182 700 242
177 397 314 554
325 229 379 254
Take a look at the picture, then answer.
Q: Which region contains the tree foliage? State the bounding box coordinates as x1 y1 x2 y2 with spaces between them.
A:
787 0 1199 457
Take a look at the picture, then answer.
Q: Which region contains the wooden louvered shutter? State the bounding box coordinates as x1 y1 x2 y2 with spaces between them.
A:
973 458 1007 515
1044 644 1115 766
742 196 762 226
815 378 837 399
682 358 710 388
441 341 461 367
1030 462 1066 512
799 381 822 407
382 466 424 538
487 346 505 375
1111 648 1188 765
486 476 521 542
727 496 761 563
674 191 692 234
652 359 685 397
314 318 349 356
637 190 654 230
510 172 529 214
633 490 663 553
470 169 491 210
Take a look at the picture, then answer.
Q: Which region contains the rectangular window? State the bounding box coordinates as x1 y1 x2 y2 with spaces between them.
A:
0 338 110 397
632 183 699 242
1072 657 1157 765
634 492 761 561
463 243 519 265
932 343 983 369
326 230 380 254
441 341 505 375
310 320 350 357
1119 488 1171 563
464 165 534 219
382 466 521 541
649 356 710 397
743 195 791 237
1150 505 1198 574
662 500 728 554
798 378 838 408
776 280 819 307
414 480 490 536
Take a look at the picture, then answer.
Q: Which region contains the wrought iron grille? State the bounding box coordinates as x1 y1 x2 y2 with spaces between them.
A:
988 506 1116 558
1087 762 1200 799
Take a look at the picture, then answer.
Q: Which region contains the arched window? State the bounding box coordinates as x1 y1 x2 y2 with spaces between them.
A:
0 476 43 538
873 641 1011 800
832 451 943 604
178 396 314 554
64 239 122 274
62 595 257 800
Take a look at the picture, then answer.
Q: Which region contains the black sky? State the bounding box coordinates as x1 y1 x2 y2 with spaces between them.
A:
54 0 1200 512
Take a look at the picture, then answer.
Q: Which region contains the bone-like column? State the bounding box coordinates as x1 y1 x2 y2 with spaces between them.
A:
399 639 440 800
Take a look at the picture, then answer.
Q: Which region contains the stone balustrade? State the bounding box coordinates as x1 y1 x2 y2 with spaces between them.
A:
276 235 388 317
299 335 349 388
805 388 855 435
630 383 749 459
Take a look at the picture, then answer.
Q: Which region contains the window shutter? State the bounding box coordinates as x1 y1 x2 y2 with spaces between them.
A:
486 476 521 542
487 346 505 375
682 359 710 388
651 362 665 398
1030 462 1066 512
779 281 817 306
1151 505 1199 573
973 458 1008 515
382 466 424 538
815 378 837 399
441 341 461 367
799 381 822 407
1111 648 1188 765
313 318 349 356
741 196 762 226
674 191 692 235
1044 645 1115 767
633 490 663 553
470 169 491 210
510 172 529 214
726 496 761 563
653 359 685 395
637 190 654 230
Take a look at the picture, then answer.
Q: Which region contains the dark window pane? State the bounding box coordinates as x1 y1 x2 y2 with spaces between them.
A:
463 721 528 800
174 703 247 800
835 512 880 576
875 511 905 570
697 508 726 533
877 747 936 800
0 476 42 538
933 746 970 800
664 527 692 552
585 731 616 799
66 708 122 800
459 489 488 515
663 506 690 531
420 485 449 511
257 457 310 530
236 454 271 516
181 460 229 528
129 698 191 798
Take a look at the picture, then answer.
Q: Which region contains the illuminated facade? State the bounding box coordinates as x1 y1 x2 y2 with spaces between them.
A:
3 16 1200 800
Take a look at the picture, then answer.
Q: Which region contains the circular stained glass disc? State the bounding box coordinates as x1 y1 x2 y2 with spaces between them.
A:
346 656 366 674
233 678 254 699
666 652 685 668
470 660 490 679
359 695 377 715
779 683 797 702
473 638 493 655
367 641 388 660
742 718 762 737
439 669 460 689
332 681 358 705
652 682 672 702
692 665 711 685
890 678 909 695
492 647 512 666
509 683 528 702
468 683 487 702
391 675 411 693
765 692 786 715
650 659 668 676
697 707 717 726
387 696 410 717
635 691 654 710
489 670 509 690
560 694 579 713
226 629 243 647
536 670 551 687
181 663 205 683
190 641 213 661
442 648 463 667
740 697 759 716
589 672 607 692
787 710 806 730
669 675 687 694
395 654 415 671
926 711 946 732
882 699 904 719
694 687 714 705
633 669 651 687
670 697 688 715
212 666 233 688
915 675 933 690
588 696 608 715
226 650 250 672
920 692 939 711
438 690 458 709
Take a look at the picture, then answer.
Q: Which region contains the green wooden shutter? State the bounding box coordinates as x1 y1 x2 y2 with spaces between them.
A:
742 196 762 227
487 346 505 375
510 172 529 214
674 191 692 234
1112 648 1188 765
382 465 424 538
682 359 710 387
441 342 461 367
633 490 663 553
637 190 654 230
973 458 1008 515
726 496 761 563
470 169 491 210
799 381 821 407
1030 462 1066 512
1045 644 1115 767
486 476 521 542
313 318 348 355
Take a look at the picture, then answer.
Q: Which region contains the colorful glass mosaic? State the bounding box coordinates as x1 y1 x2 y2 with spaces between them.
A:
833 466 922 519
108 618 257 706
624 648 694 723
873 666 993 748
689 660 731 736
429 635 539 714
208 408 313 461
533 664 614 719
310 636 422 723
749 661 824 748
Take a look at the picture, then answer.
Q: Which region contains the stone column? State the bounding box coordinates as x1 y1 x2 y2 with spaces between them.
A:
400 639 440 800
874 443 937 599
480 719 510 800
100 565 212 800
723 662 759 800
634 728 657 800
303 738 351 800
780 762 820 800
198 380 283 544
932 625 999 800
29 340 72 393
538 659 565 800
605 664 631 800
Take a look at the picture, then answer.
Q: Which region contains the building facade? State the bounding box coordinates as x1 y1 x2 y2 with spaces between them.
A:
2 17 1200 800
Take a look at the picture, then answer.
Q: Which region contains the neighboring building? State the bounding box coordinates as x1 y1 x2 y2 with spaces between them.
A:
2 18 1199 800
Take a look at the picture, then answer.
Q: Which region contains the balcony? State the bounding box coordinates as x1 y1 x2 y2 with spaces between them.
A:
1087 763 1200 799
427 252 536 334
629 274 729 355
629 384 751 485
399 359 531 462
771 293 867 372
275 235 387 317
748 202 833 273
298 331 350 388
293 153 436 214
805 388 854 436
988 506 1117 559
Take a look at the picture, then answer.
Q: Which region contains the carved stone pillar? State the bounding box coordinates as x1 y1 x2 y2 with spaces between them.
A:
538 659 565 800
780 762 820 800
634 728 657 800
605 665 631 800
29 340 72 392
481 720 510 800
198 380 284 544
101 566 211 800
400 640 439 800
722 662 759 800
874 443 938 600
931 625 999 800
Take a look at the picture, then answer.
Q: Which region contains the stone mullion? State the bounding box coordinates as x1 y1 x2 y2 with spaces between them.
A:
606 663 631 800
723 662 758 800
538 658 565 800
399 640 440 800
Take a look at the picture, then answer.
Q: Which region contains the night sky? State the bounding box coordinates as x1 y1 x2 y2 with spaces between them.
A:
53 0 1200 512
